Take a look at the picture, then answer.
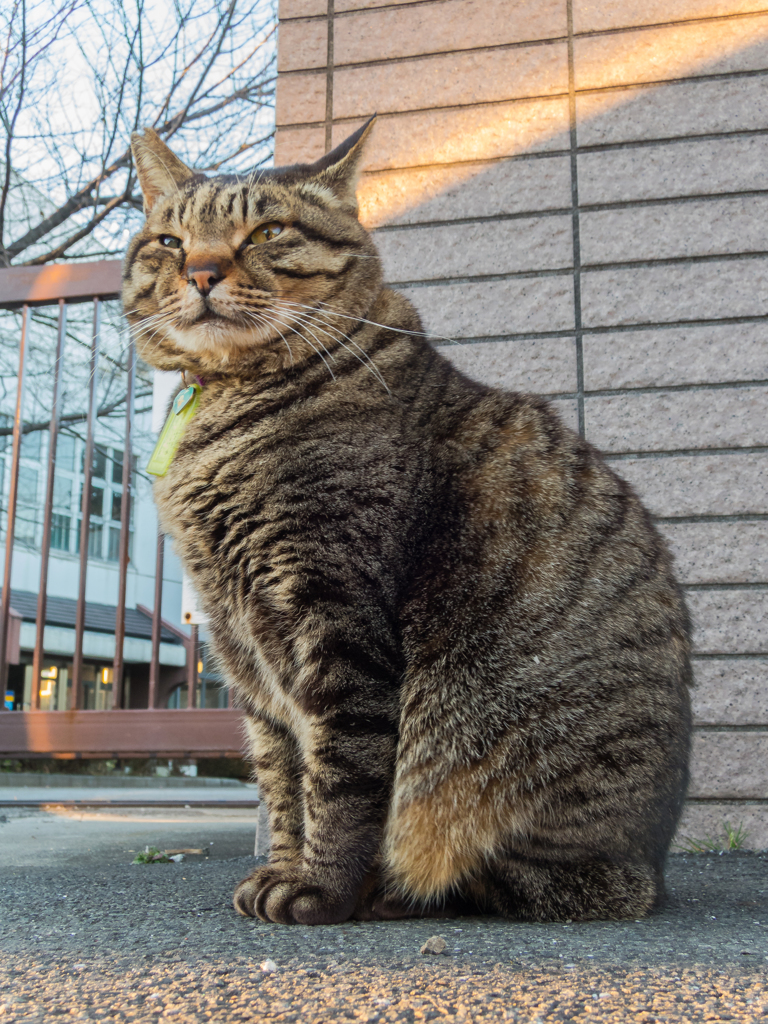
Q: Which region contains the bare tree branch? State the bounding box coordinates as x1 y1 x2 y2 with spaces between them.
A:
0 0 275 455
24 193 127 265
0 393 154 436
0 0 27 265
0 0 275 266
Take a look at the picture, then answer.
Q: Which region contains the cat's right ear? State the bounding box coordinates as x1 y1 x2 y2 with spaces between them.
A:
131 129 195 215
305 115 377 213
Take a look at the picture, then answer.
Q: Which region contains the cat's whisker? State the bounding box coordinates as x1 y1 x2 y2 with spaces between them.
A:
246 169 267 209
130 311 182 359
281 298 460 348
241 309 295 368
247 308 337 381
273 301 390 393
243 306 332 375
269 307 337 366
130 322 169 349
130 314 173 347
274 301 391 390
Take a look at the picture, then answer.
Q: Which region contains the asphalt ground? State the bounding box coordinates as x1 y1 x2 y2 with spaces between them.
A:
1 806 767 1022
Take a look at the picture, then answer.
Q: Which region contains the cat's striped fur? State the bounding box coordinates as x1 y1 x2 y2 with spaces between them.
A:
124 119 692 925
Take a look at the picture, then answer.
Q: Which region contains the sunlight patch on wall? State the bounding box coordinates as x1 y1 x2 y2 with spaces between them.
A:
346 12 768 228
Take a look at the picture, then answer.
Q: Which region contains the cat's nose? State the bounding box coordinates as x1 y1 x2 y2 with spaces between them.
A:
187 263 223 296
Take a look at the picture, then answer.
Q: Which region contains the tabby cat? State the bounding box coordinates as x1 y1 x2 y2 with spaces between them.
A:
124 118 692 926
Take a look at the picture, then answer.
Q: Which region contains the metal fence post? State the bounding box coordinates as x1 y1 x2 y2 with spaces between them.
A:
0 306 29 698
148 530 164 709
31 299 66 708
112 335 135 709
187 624 198 709
72 299 101 703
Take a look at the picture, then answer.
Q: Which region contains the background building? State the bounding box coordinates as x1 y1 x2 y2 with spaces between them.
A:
0 295 196 711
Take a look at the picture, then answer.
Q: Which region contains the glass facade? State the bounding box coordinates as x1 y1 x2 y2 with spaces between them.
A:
5 428 135 562
19 659 127 711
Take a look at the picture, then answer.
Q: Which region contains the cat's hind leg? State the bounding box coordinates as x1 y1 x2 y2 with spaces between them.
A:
352 867 477 920
472 851 661 922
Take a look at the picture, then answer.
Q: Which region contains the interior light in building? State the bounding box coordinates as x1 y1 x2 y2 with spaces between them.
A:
39 666 58 698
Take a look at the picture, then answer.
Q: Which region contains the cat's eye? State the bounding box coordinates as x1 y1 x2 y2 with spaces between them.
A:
249 223 283 245
159 235 182 249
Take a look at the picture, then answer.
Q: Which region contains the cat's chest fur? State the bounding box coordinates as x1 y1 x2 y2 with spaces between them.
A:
151 374 422 716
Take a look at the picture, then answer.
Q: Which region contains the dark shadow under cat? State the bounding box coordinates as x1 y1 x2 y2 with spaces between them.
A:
124 117 693 925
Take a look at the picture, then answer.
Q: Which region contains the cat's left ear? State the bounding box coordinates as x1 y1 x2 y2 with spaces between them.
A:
131 128 196 215
307 115 376 213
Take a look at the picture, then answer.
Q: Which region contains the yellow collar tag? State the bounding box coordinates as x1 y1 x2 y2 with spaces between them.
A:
146 384 202 477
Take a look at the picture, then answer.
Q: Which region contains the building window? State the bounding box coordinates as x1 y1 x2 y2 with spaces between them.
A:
12 432 134 561
0 428 137 565
108 526 121 562
167 644 227 709
51 513 70 551
16 463 39 547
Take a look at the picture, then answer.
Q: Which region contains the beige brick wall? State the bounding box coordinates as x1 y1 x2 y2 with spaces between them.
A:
275 0 768 849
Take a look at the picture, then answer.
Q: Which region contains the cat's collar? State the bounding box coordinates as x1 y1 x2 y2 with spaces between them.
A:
182 371 206 388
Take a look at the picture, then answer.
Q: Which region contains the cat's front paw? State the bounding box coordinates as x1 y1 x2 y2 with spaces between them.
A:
233 865 356 925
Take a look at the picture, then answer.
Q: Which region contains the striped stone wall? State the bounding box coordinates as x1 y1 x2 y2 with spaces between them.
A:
274 0 768 848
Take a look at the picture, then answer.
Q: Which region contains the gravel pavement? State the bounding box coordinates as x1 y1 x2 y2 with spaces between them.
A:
1 805 767 1022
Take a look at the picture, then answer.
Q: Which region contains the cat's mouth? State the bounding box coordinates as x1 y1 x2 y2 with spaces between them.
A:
167 300 273 355
195 310 228 324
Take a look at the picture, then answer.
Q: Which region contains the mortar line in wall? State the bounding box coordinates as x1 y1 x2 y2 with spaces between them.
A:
525 391 579 400
415 315 768 348
685 797 768 803
606 445 768 460
325 0 334 151
286 27 768 80
567 1 585 438
320 110 768 148
655 515 768 524
373 209 574 232
360 150 572 172
311 0 768 37
577 127 768 154
391 253 768 292
372 190 768 235
685 582 768 592
328 35 569 70
575 65 768 98
584 251 768 271
322 87 768 131
274 144 572 165
426 318 768 347
577 7 768 36
694 724 768 732
579 190 768 213
584 380 768 397
391 251 768 290
341 95 573 124
691 653 768 661
327 92 569 125
293 47 768 92
580 314 768 333
392 269 573 288
435 375 768 404
331 126 768 171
